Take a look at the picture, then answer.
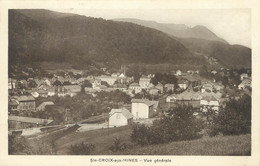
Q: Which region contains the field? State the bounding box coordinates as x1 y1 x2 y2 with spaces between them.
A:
118 134 251 155
28 124 251 155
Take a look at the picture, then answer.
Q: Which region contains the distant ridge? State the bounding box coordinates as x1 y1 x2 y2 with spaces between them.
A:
112 18 228 43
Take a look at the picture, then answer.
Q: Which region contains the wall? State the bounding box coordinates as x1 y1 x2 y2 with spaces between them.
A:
131 103 149 119
109 113 128 127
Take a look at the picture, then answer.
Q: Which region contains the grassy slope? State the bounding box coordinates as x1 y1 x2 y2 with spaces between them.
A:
33 123 251 155
55 126 132 154
118 134 251 155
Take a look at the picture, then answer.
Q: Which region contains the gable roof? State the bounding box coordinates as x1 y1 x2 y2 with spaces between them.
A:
8 116 53 125
129 83 141 87
13 95 35 102
110 108 133 119
9 99 19 106
131 99 159 108
201 96 218 102
37 101 54 110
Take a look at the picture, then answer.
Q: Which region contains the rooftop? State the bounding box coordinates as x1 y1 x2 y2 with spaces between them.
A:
8 116 53 125
110 108 133 119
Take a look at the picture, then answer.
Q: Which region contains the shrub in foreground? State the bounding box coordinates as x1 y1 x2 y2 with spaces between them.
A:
131 104 203 146
69 142 96 155
210 94 251 136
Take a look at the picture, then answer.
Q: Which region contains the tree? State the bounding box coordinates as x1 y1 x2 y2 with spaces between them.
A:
109 137 127 152
222 76 229 87
69 143 96 155
82 80 92 88
210 94 251 136
53 80 62 86
131 104 203 145
28 80 37 88
101 81 110 87
63 81 71 85
199 65 209 78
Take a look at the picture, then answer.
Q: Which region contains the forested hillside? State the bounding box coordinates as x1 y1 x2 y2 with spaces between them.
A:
9 9 205 70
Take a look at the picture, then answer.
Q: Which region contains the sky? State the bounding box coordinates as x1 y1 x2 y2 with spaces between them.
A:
53 8 251 48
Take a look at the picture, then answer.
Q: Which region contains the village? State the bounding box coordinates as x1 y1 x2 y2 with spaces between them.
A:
8 66 251 137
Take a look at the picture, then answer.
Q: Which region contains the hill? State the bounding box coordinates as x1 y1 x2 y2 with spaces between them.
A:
9 9 205 71
177 37 251 68
113 18 251 68
27 125 250 155
113 18 228 43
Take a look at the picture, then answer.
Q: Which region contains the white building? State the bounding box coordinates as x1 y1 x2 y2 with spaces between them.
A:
240 73 249 81
200 96 219 113
238 78 251 90
109 108 133 127
129 83 142 93
131 99 158 119
178 79 188 89
139 77 151 89
201 83 213 93
176 70 182 76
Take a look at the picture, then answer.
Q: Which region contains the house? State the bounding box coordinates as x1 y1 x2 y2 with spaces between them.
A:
164 84 175 92
149 87 160 96
8 116 53 130
178 79 188 89
201 83 213 93
238 78 251 90
111 73 120 77
139 76 151 89
8 99 19 114
147 83 155 89
64 85 81 96
200 96 219 113
176 70 182 76
30 91 39 98
36 101 55 112
43 79 52 86
92 79 101 89
96 75 118 86
37 89 49 97
129 83 142 93
240 73 249 80
8 78 16 90
76 77 88 84
187 70 194 74
155 82 164 92
109 108 133 127
54 86 68 97
47 87 56 96
192 80 202 88
211 70 217 75
166 91 202 103
131 99 158 119
12 95 36 112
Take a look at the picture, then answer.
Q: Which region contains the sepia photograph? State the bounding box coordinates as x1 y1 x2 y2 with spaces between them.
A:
1 0 260 165
7 7 252 155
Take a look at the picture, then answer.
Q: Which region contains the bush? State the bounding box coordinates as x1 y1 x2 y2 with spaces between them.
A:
210 94 251 136
109 137 128 152
131 104 203 145
69 142 96 155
